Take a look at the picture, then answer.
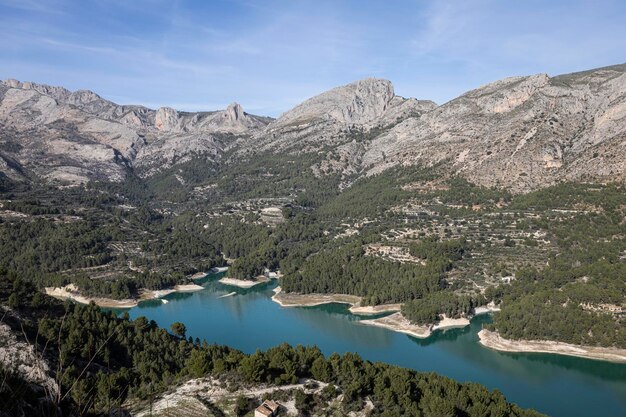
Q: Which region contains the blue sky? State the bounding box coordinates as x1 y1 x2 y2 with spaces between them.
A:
1 0 625 116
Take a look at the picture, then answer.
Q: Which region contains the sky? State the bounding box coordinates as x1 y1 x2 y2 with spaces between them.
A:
1 0 625 116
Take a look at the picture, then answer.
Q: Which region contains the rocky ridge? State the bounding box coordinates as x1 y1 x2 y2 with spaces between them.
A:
0 79 271 183
360 65 626 191
249 78 436 154
1 63 625 191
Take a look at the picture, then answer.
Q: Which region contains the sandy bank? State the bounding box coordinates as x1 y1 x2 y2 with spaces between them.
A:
271 286 361 308
148 289 176 299
474 303 501 316
218 276 270 288
478 329 626 363
360 313 474 339
433 315 470 330
348 303 402 315
359 312 433 338
45 282 205 308
191 266 230 280
45 284 139 308
209 266 230 274
174 283 204 292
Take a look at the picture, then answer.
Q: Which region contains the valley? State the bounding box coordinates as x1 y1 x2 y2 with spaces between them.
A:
1 63 625 417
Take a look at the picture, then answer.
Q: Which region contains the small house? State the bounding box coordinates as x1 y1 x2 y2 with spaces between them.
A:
254 400 280 417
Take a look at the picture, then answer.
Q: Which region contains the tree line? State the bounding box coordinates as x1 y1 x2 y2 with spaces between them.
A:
1 282 544 417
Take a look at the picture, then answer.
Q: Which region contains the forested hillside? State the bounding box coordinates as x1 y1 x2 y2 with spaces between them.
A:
1 160 623 348
0 278 543 417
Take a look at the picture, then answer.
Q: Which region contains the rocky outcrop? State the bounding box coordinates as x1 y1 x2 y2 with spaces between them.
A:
248 78 436 156
155 107 179 131
268 78 395 129
0 321 59 400
134 133 223 176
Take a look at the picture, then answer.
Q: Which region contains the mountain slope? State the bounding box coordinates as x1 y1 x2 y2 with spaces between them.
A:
361 65 626 192
1 63 625 191
0 79 271 183
247 78 436 154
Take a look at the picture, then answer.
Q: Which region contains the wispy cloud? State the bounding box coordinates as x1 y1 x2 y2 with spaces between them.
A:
1 0 625 115
40 37 118 54
0 0 67 14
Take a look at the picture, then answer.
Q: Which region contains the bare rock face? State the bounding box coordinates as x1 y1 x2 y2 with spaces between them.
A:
192 101 268 134
346 78 395 123
225 102 244 121
1 63 625 191
134 133 223 176
155 107 179 131
361 65 626 192
0 323 59 401
267 78 397 130
0 79 271 184
249 78 436 155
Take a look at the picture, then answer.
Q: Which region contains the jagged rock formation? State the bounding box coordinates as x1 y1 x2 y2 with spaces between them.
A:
1 63 625 191
0 79 270 183
250 78 436 154
361 65 626 191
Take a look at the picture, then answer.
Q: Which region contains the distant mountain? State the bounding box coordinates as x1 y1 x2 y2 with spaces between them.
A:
0 79 271 182
1 63 625 191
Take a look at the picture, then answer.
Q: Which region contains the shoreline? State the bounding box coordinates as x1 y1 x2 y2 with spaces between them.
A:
478 329 626 363
358 312 472 339
271 286 401 314
349 303 402 315
358 303 501 339
474 304 501 315
218 275 271 289
191 266 229 280
271 288 495 339
271 286 360 307
44 282 205 309
358 312 433 338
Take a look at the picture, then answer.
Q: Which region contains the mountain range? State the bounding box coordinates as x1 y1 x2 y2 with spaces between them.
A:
1 63 625 192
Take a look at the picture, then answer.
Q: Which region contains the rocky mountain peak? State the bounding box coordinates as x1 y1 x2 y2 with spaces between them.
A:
225 102 244 121
345 78 395 122
3 79 22 88
3 79 72 102
2 63 624 189
267 77 400 132
155 107 179 131
68 89 103 106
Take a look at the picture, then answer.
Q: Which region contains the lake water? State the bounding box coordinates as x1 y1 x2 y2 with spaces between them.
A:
117 272 626 417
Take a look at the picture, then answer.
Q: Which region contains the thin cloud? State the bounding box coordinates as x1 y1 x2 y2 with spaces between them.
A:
0 0 67 14
1 0 625 116
40 37 118 54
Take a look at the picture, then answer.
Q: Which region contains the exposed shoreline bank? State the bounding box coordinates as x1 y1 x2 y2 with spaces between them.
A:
358 312 433 338
218 276 271 288
478 329 626 363
358 312 473 339
271 287 501 339
192 266 229 279
358 303 501 338
271 286 401 315
44 282 205 308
